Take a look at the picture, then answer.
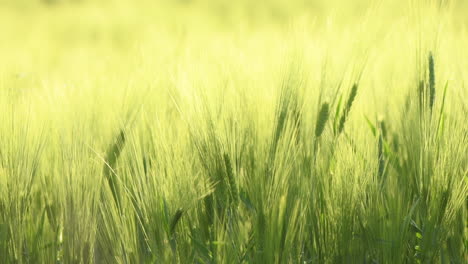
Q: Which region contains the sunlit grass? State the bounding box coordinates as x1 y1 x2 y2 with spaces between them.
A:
0 0 466 263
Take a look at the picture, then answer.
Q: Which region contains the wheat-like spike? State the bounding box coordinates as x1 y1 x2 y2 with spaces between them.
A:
170 208 184 236
379 118 387 140
223 153 239 205
271 92 288 154
338 83 358 134
392 133 399 153
315 102 329 138
345 83 358 111
103 129 126 209
378 133 385 179
428 52 435 111
418 80 425 111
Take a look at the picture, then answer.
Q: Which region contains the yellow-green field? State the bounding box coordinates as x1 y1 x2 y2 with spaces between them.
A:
0 0 467 263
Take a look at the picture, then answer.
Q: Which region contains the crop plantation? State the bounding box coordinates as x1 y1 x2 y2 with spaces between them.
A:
0 0 467 263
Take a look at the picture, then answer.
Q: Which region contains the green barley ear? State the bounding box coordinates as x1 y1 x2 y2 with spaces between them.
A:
333 94 343 135
436 81 448 139
377 133 385 179
223 153 239 205
338 83 358 134
169 207 184 256
345 83 358 111
378 117 387 140
104 130 126 170
169 208 184 236
392 133 399 153
418 80 425 111
315 102 329 138
428 52 435 111
103 129 126 209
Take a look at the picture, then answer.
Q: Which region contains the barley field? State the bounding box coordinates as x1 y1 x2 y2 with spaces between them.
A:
0 0 467 263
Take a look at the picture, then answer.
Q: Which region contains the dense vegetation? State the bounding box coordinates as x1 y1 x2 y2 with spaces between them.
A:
0 0 466 263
